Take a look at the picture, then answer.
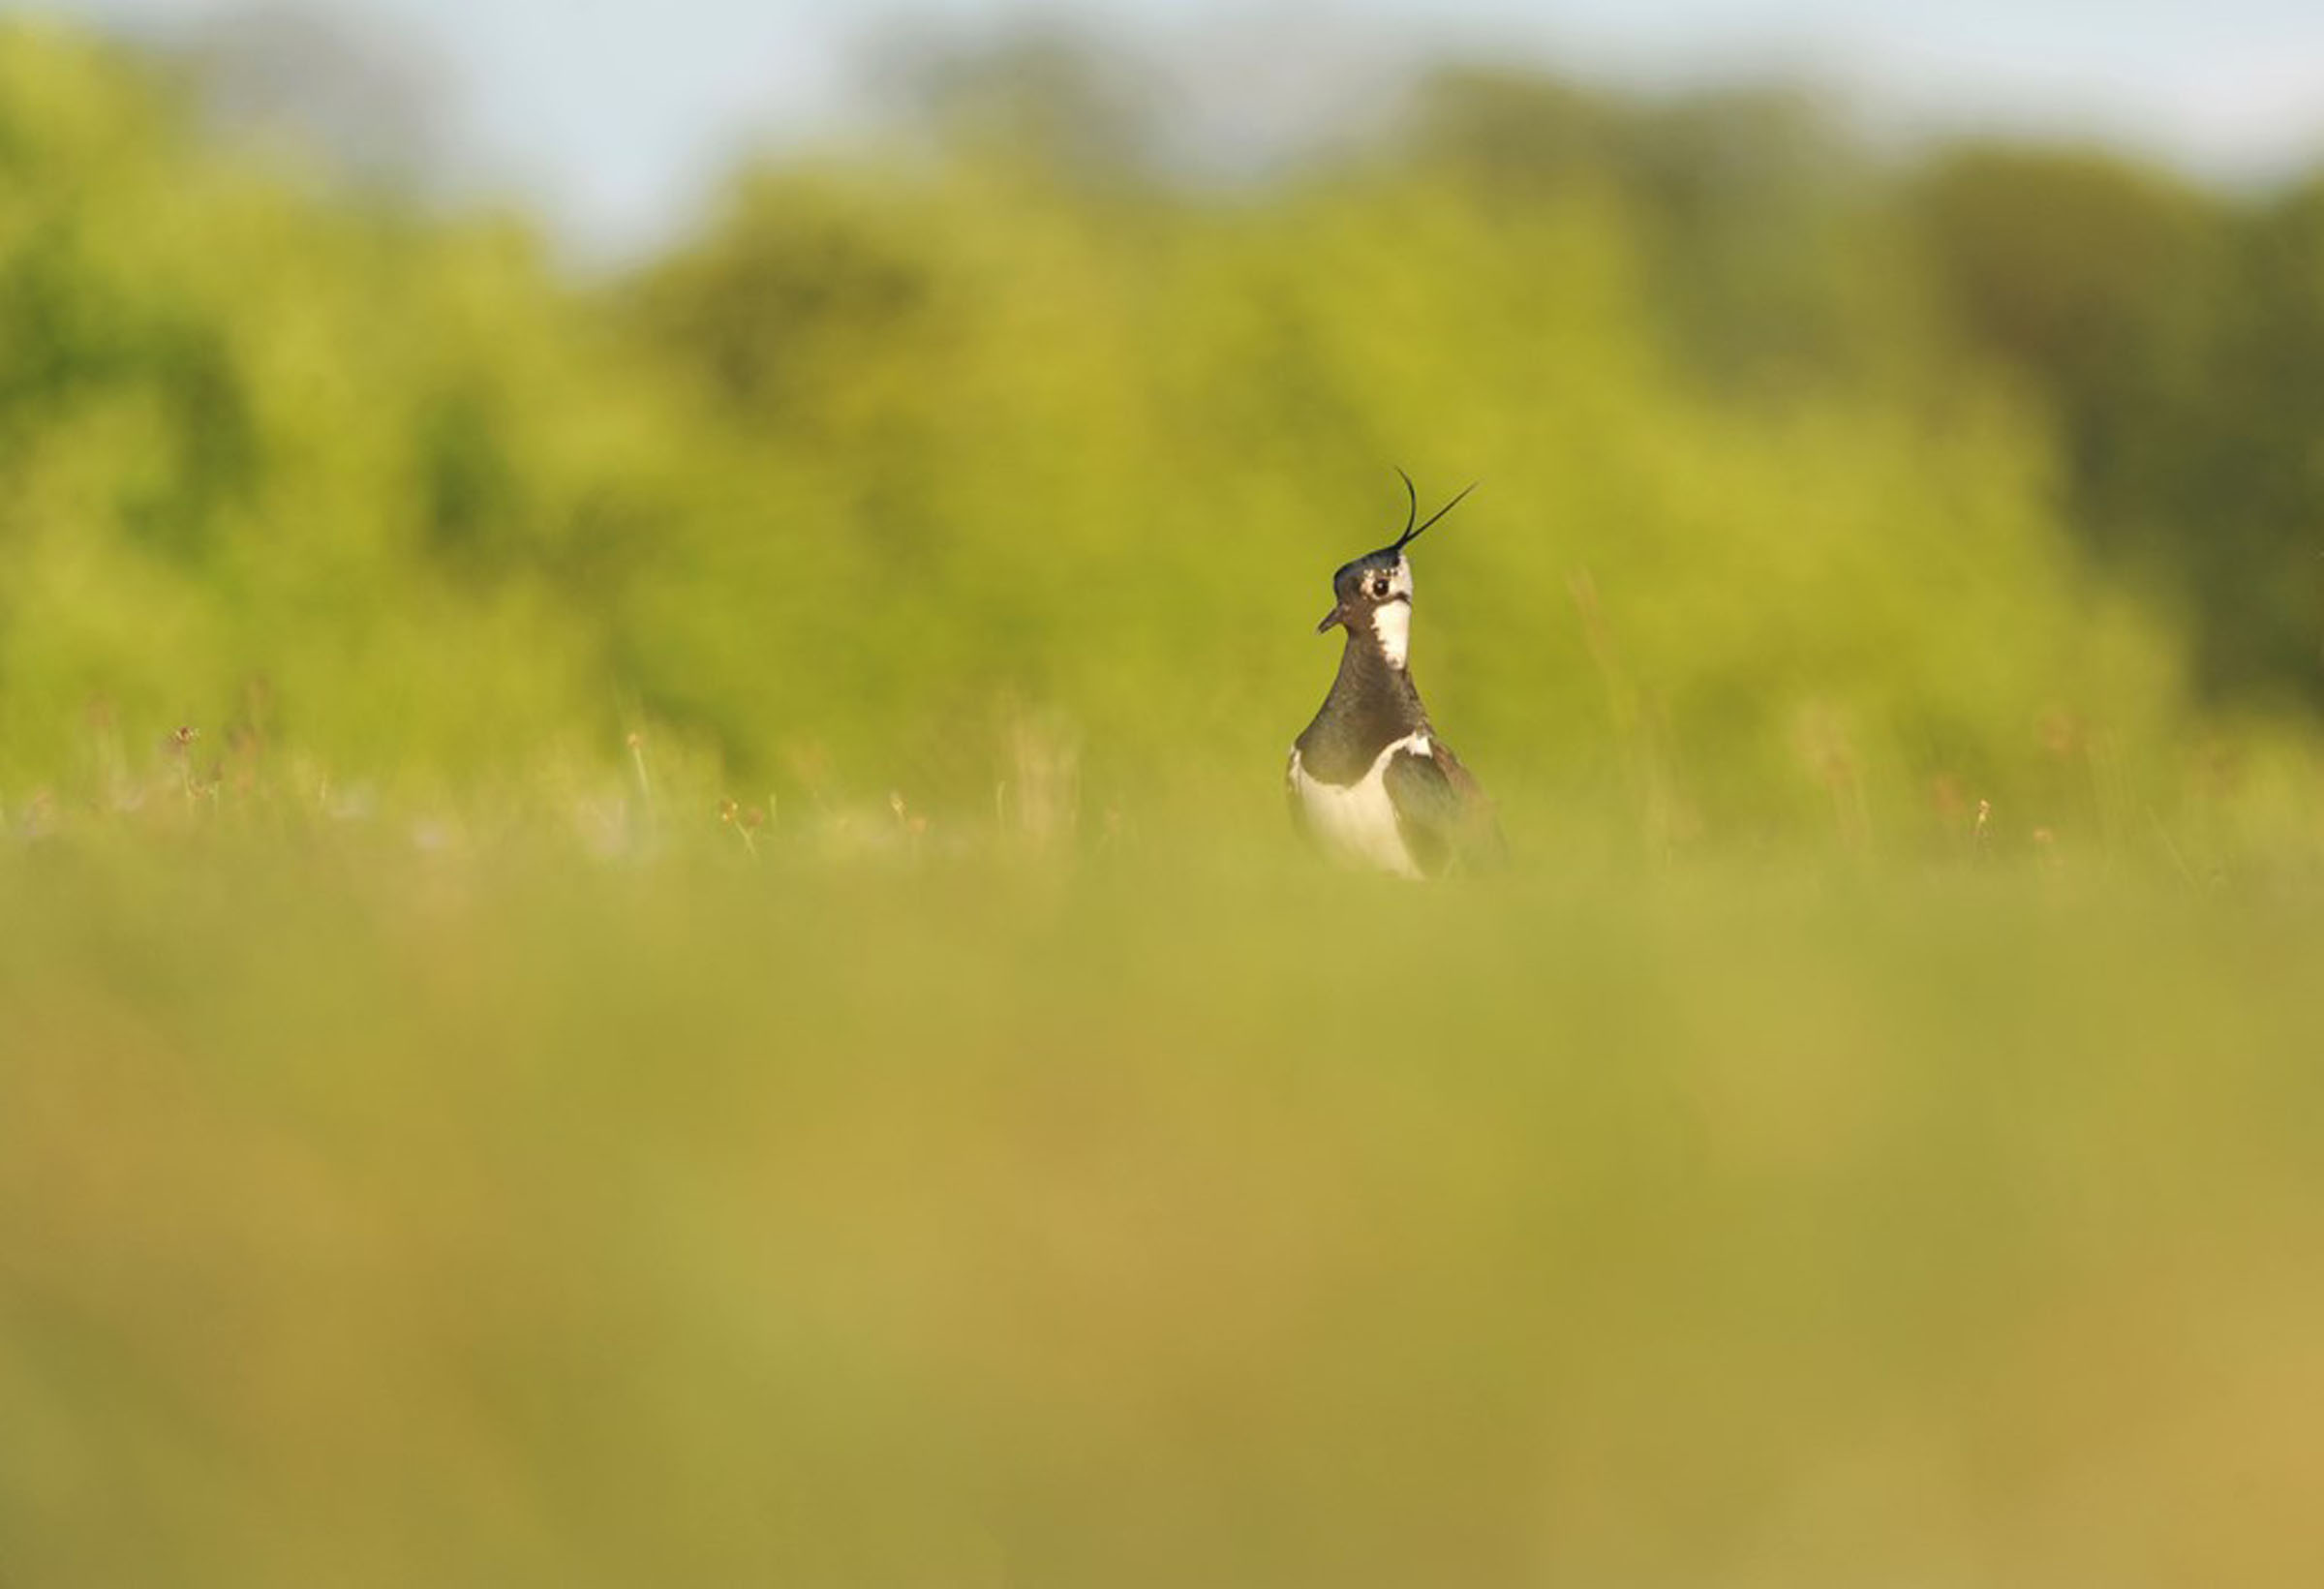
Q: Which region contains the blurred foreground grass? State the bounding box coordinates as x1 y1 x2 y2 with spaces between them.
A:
5 804 2323 1587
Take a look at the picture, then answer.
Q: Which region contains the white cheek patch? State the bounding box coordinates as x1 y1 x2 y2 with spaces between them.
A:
1370 599 1411 667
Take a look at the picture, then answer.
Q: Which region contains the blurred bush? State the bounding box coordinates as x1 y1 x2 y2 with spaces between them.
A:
0 21 2316 848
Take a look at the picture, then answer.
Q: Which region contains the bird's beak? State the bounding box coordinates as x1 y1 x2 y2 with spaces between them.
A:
1317 605 1346 635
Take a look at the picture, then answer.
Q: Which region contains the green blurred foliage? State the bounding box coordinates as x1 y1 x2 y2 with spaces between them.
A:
1907 147 2324 709
0 21 2317 849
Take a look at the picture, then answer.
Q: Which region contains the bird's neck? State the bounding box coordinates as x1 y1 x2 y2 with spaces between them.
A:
1329 626 1425 723
1367 599 1411 669
1296 619 1431 783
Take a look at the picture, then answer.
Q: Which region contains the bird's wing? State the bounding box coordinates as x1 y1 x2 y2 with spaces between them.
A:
1384 739 1506 876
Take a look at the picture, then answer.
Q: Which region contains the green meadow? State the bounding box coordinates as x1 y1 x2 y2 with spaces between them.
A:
7 815 2324 1584
6 18 2324 1584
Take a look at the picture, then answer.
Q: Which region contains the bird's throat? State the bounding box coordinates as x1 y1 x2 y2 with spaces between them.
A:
1330 619 1422 714
1367 601 1411 669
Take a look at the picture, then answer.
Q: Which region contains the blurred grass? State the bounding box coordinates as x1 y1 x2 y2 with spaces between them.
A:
5 814 2324 1586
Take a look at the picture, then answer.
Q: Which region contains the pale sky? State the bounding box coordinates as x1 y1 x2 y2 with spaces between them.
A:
39 0 2324 259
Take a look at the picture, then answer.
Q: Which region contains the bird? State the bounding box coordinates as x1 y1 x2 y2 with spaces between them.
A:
1287 471 1504 878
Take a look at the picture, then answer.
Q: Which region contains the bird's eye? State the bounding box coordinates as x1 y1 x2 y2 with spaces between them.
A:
1370 578 1391 598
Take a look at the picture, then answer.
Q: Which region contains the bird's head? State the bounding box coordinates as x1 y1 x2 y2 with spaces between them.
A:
1316 471 1477 667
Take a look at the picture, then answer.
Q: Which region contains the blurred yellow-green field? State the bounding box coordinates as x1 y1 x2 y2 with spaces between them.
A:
8 10 2324 1584
7 821 2324 1586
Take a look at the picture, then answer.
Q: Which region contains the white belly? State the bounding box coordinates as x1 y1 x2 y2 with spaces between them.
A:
1290 733 1429 879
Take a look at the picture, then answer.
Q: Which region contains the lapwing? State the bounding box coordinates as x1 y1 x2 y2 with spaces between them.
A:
1287 472 1504 878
